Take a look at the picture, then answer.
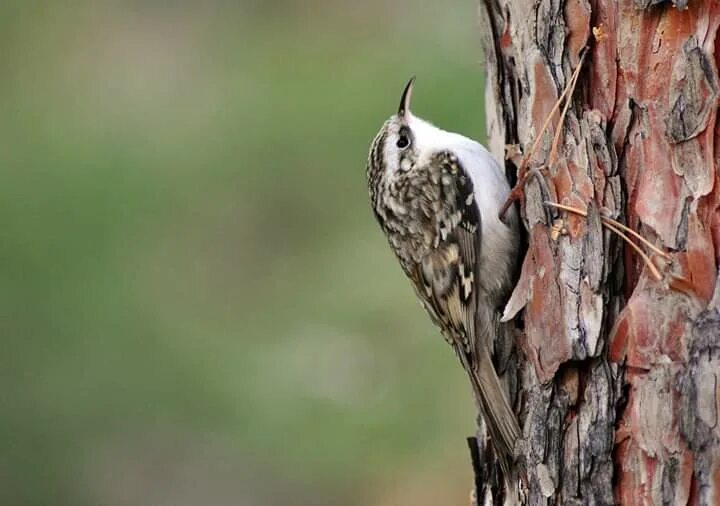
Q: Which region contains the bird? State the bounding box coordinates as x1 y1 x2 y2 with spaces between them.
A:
365 77 521 474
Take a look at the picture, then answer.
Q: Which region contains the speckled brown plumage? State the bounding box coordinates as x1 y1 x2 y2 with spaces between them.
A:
366 78 521 475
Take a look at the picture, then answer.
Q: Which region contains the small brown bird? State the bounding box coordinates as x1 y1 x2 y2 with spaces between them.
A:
366 78 521 473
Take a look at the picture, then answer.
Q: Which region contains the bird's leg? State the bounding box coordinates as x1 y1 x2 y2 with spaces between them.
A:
498 48 588 220
543 201 671 282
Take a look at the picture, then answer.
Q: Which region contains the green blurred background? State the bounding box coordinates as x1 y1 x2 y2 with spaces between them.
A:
0 2 489 504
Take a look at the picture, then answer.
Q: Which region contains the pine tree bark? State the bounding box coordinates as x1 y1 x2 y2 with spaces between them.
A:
476 1 720 504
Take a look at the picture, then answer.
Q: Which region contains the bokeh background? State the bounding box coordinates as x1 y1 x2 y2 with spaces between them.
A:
1 2 490 504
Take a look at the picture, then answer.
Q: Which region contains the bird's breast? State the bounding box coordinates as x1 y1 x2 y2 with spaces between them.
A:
378 178 440 265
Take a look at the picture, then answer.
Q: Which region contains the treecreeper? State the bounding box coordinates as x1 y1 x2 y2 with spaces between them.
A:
365 77 521 478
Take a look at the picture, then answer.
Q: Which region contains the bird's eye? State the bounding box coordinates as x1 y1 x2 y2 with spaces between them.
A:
396 135 410 149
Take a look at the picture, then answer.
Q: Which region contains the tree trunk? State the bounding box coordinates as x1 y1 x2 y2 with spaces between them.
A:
475 1 720 504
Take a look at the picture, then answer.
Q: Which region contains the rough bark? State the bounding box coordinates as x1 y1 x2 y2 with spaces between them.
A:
476 1 720 504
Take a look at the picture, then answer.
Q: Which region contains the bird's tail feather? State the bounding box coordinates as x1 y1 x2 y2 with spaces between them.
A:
460 343 520 478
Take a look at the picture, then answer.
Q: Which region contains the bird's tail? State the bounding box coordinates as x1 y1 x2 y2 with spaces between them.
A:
459 339 520 478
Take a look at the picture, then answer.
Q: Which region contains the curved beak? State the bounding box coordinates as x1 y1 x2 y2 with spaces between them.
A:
397 76 416 118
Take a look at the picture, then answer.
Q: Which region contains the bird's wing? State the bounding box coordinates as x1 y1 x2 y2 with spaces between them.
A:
406 151 482 353
407 151 520 466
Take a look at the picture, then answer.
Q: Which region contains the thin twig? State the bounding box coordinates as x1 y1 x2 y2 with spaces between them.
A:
602 219 671 260
601 221 663 281
543 201 665 281
522 49 588 177
544 202 670 260
547 53 586 167
498 47 589 219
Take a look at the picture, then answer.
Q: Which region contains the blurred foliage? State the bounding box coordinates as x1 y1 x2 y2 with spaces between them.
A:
0 1 488 504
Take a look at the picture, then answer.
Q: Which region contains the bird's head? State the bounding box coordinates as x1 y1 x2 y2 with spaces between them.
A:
367 77 422 186
366 77 464 212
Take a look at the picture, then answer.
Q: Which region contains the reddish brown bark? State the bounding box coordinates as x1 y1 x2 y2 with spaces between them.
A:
478 0 720 503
